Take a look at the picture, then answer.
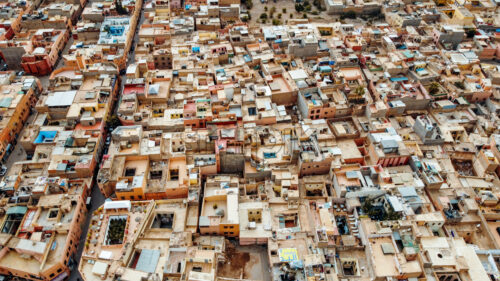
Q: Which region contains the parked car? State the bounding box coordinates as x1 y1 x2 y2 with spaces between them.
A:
0 166 7 177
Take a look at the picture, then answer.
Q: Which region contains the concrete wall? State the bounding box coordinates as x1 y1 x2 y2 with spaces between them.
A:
219 152 244 174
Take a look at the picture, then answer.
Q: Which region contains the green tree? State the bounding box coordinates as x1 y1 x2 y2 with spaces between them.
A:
295 3 304 12
282 8 287 13
355 85 365 96
244 0 253 9
115 0 128 15
260 13 268 19
454 81 465 90
106 114 121 129
362 198 373 214
313 0 321 9
264 6 268 11
466 29 476 38
429 82 440 95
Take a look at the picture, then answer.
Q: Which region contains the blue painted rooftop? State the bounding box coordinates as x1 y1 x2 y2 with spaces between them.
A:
34 131 57 144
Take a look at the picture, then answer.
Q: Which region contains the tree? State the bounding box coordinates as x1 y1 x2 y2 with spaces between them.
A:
264 6 268 11
282 8 287 13
466 29 476 38
429 82 440 95
454 81 465 90
244 0 253 9
295 3 304 12
272 19 281 25
278 13 282 19
115 0 128 15
260 13 268 19
106 114 121 129
362 198 373 214
313 0 321 9
355 86 365 96
385 209 402 221
303 13 308 18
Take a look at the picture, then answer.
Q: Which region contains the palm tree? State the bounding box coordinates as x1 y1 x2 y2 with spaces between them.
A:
354 86 365 96
429 82 440 95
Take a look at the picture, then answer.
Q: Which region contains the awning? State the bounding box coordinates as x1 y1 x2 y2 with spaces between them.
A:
6 206 27 215
103 200 131 211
